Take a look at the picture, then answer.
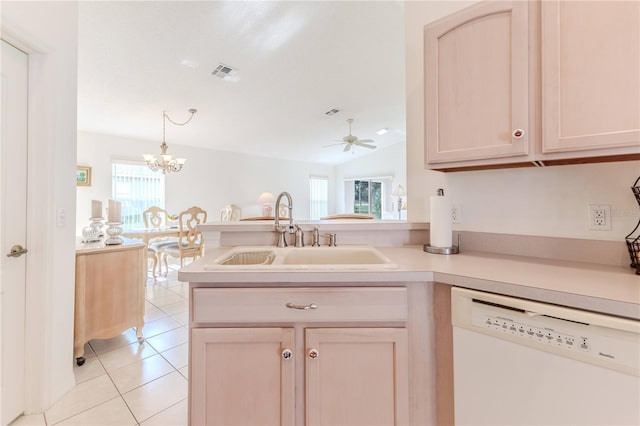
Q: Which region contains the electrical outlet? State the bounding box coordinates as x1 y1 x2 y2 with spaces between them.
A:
451 205 462 224
588 204 611 230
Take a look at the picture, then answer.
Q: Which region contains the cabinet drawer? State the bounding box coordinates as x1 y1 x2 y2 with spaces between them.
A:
192 287 407 324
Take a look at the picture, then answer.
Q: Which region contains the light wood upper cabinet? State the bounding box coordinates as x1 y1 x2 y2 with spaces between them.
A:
425 1 533 166
422 0 640 171
541 0 640 155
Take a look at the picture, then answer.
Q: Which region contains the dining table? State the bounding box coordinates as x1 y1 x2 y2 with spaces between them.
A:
121 226 180 245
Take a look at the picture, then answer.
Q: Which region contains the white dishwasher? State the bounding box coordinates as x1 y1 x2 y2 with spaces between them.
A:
451 287 640 426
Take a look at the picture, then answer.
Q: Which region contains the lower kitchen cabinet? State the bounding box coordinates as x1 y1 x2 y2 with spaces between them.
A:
305 327 408 425
190 326 408 426
190 328 295 425
189 286 412 425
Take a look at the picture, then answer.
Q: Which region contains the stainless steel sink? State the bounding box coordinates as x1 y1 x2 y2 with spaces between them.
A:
205 246 397 270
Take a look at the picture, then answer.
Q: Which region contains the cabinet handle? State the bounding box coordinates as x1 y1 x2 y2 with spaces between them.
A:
512 128 525 139
286 302 319 310
281 348 293 360
308 349 319 359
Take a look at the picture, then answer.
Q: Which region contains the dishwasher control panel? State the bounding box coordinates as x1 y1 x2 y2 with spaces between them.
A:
472 307 589 352
467 299 639 375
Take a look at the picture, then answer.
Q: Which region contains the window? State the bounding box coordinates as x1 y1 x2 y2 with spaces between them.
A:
112 161 165 227
354 180 382 218
345 177 392 219
309 176 329 220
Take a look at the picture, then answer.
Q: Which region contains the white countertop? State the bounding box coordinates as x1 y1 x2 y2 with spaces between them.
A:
179 245 640 320
75 236 145 254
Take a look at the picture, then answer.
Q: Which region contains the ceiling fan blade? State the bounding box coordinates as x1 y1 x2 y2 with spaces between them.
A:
323 142 345 147
343 143 352 152
356 143 377 149
357 139 375 144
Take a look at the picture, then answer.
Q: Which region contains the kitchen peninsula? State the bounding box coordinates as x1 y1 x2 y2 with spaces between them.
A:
179 221 639 425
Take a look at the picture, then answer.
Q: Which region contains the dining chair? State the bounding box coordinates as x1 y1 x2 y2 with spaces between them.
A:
143 206 177 277
220 204 242 222
159 206 208 275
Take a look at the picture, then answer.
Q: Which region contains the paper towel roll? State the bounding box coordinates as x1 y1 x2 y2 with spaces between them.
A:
430 195 452 248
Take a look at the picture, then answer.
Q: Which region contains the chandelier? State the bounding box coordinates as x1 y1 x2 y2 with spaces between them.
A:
143 108 197 174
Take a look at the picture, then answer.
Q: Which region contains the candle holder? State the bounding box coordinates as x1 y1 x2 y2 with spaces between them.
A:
105 222 124 245
89 217 105 237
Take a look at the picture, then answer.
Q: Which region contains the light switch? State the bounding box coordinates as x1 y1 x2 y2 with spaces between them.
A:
56 208 66 227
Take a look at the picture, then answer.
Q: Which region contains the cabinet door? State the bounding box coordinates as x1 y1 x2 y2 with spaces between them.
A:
306 328 409 426
542 1 640 154
190 328 295 426
425 1 531 166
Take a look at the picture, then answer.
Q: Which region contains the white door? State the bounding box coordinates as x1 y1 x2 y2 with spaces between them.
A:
0 39 28 426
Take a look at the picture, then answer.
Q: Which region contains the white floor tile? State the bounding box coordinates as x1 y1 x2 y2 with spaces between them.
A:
148 293 185 307
145 326 188 353
45 375 119 425
144 302 167 322
161 343 189 370
140 398 188 426
168 284 189 299
123 371 188 423
98 340 158 373
73 353 106 385
178 366 188 380
9 414 45 426
142 316 182 339
145 286 177 301
171 311 189 326
89 328 140 355
54 397 136 426
109 354 175 394
158 300 188 316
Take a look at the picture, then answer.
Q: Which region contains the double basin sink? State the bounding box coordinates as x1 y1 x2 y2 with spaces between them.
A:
205 245 397 270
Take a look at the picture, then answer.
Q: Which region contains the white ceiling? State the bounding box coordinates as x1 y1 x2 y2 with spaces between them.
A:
77 1 407 166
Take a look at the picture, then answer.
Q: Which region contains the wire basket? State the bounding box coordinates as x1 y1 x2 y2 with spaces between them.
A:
625 176 640 275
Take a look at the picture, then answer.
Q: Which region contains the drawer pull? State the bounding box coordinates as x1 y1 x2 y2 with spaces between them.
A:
286 302 318 310
308 349 319 359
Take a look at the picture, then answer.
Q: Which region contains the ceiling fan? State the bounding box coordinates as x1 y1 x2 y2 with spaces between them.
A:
326 118 376 152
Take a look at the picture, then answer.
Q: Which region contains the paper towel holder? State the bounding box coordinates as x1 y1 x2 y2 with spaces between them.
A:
424 234 460 255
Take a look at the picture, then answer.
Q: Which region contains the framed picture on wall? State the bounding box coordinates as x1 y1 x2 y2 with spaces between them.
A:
76 166 92 186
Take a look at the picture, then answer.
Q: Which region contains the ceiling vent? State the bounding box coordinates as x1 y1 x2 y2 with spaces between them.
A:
324 108 341 116
212 63 239 81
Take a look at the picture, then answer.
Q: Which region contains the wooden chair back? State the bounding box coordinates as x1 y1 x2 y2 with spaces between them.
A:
178 206 208 257
220 204 241 222
143 206 169 228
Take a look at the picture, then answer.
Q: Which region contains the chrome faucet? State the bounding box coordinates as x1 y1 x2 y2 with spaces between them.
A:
274 191 294 247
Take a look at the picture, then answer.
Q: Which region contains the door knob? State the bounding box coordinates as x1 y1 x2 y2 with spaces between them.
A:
6 244 28 258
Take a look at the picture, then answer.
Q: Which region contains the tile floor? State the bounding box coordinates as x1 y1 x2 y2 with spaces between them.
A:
12 261 189 426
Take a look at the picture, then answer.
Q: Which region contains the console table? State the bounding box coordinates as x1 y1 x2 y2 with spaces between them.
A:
74 237 146 365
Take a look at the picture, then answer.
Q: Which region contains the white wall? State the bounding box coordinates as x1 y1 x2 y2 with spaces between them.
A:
2 1 78 413
405 1 639 241
77 131 335 232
